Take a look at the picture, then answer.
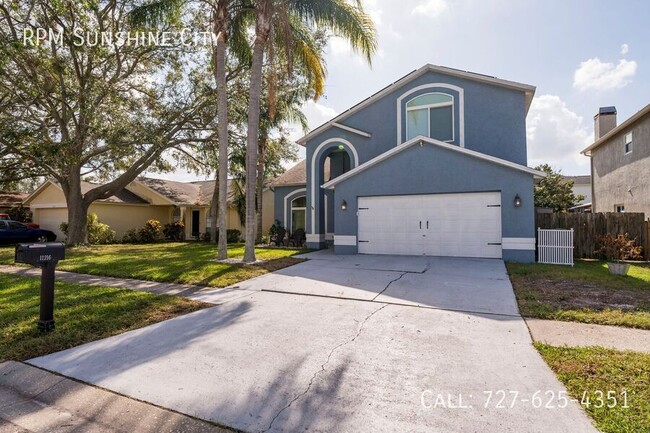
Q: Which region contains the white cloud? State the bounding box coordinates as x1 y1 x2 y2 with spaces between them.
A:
412 0 448 18
620 43 629 55
527 95 591 174
573 58 637 91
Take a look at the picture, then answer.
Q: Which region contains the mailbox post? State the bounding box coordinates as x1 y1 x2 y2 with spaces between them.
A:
15 243 65 332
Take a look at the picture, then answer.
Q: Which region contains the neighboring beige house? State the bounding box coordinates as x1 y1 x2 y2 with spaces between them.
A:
24 178 274 241
582 105 650 216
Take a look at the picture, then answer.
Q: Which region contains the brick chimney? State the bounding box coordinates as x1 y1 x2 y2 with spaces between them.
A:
594 106 617 140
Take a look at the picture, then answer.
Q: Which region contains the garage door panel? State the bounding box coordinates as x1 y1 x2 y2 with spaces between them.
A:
358 193 501 258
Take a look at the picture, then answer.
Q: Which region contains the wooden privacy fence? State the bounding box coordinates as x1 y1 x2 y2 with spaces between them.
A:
535 212 648 259
538 229 574 265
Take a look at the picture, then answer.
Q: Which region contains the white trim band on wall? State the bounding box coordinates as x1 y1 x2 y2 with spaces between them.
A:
502 237 536 250
306 234 325 243
334 235 357 246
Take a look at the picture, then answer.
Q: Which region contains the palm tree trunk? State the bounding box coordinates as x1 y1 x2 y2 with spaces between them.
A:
210 174 219 244
243 37 267 262
255 134 267 244
213 2 229 259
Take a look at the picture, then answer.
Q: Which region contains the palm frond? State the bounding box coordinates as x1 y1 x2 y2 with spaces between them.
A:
128 0 186 27
290 0 377 66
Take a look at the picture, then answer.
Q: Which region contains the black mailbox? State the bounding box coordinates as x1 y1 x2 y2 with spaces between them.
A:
15 243 65 266
15 242 65 332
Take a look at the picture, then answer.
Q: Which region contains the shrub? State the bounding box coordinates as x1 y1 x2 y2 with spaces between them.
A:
202 229 241 243
138 219 162 243
8 206 32 223
227 229 241 244
597 233 643 263
60 213 116 244
268 219 284 237
122 229 140 244
260 235 269 245
163 221 185 241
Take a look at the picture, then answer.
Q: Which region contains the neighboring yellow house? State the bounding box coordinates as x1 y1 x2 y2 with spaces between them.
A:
24 178 274 241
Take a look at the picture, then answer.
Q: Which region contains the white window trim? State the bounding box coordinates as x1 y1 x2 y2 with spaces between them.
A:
405 93 455 143
283 188 306 230
310 138 359 235
624 132 633 155
397 83 465 147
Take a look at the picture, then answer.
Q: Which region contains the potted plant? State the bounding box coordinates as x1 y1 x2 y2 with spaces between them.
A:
597 233 643 276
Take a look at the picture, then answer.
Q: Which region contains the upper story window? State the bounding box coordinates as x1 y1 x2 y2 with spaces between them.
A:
624 132 633 154
405 93 454 142
615 204 625 213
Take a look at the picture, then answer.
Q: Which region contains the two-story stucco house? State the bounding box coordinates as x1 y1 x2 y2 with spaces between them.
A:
582 105 650 216
273 65 545 262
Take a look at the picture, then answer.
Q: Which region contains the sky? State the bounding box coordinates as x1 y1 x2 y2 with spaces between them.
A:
153 0 650 181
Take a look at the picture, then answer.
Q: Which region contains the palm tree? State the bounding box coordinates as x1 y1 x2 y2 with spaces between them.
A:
256 85 309 243
242 0 377 262
130 0 249 260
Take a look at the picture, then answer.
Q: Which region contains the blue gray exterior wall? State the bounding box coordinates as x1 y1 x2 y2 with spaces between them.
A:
303 70 529 241
272 185 306 232
331 142 535 262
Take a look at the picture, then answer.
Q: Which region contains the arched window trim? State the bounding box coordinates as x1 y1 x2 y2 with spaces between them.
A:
405 91 455 143
290 194 307 233
396 83 465 147
291 196 307 209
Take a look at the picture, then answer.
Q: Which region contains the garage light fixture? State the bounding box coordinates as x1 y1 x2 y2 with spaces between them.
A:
341 200 348 211
514 194 522 208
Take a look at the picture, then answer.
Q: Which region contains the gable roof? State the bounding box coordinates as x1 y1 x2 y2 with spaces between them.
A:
24 177 240 207
322 136 546 189
270 160 308 187
23 180 148 205
563 175 590 185
581 103 650 155
269 159 332 188
297 64 536 145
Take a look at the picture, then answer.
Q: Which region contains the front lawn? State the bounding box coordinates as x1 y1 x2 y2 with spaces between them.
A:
507 261 650 329
0 273 210 361
537 344 650 433
0 242 306 288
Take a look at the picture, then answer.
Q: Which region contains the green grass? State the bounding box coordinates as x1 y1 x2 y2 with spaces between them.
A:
536 344 650 433
507 261 650 329
0 273 210 361
0 242 306 288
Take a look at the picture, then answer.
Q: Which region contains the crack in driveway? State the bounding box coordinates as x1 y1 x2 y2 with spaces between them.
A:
371 271 409 301
261 303 388 433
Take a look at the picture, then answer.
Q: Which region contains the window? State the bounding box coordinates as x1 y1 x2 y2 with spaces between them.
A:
172 207 181 222
8 221 27 230
615 204 625 213
291 196 306 233
406 93 453 142
624 132 633 154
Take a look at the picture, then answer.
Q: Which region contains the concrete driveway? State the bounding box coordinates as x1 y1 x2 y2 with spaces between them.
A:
29 252 598 433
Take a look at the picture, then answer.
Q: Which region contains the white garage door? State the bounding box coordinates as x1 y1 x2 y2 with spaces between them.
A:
36 208 68 240
357 192 502 258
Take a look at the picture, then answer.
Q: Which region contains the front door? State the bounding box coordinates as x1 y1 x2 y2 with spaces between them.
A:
191 210 200 238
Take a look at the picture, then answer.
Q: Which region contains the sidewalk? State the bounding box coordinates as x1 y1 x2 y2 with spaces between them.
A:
0 361 231 433
526 318 650 353
0 265 254 305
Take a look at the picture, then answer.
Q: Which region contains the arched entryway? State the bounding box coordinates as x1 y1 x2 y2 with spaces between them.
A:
308 138 358 246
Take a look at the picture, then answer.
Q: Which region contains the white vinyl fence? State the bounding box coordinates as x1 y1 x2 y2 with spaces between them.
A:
537 228 574 266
